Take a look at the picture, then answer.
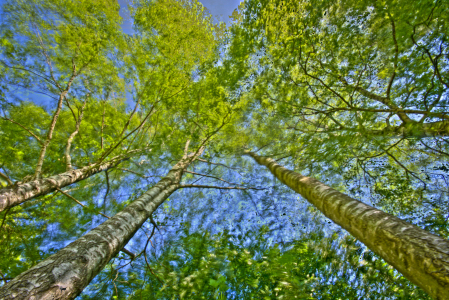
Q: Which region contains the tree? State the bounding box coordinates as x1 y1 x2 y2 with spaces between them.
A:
1 0 448 299
225 0 449 226
246 151 449 299
0 142 202 299
0 0 239 298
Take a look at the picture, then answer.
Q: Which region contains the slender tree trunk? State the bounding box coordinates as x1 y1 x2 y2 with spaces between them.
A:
34 72 76 179
0 158 122 213
247 151 449 300
0 153 196 299
65 98 87 171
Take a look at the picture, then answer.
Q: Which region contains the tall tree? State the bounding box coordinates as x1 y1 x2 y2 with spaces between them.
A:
224 0 449 222
246 151 449 299
0 142 202 299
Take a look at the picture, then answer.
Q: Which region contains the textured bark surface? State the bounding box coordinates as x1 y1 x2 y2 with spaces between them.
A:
382 120 449 138
248 152 449 300
0 155 193 299
34 87 72 179
65 98 87 171
0 159 121 213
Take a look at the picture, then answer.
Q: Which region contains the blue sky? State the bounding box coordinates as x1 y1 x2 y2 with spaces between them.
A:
117 0 242 34
198 0 242 23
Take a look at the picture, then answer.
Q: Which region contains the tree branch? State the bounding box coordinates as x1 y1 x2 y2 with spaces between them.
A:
180 184 265 190
196 158 239 170
0 171 13 186
55 187 134 258
1 116 43 144
65 96 87 171
185 170 239 186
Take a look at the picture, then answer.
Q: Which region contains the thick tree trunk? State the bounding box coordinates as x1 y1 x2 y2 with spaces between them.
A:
247 151 449 300
0 154 194 299
0 159 123 213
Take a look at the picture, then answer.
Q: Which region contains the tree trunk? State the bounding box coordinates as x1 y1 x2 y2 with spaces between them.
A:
0 158 123 213
0 153 195 299
247 151 449 300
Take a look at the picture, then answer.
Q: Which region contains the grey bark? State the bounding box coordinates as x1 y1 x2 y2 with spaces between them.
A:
0 158 122 213
247 151 449 300
65 98 87 171
0 153 195 299
34 75 76 179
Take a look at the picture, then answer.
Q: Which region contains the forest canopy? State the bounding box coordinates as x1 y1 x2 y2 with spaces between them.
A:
0 0 448 299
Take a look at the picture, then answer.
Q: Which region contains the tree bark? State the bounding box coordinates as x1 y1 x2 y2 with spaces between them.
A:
0 158 122 213
0 153 195 299
65 98 87 171
34 78 75 178
247 151 449 300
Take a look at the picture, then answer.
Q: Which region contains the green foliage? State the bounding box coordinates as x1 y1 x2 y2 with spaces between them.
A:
0 0 447 299
223 0 449 221
128 225 430 299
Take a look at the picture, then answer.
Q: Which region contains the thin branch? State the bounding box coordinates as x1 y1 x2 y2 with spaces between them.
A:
196 158 239 170
121 248 135 260
0 207 10 232
34 62 78 178
101 99 106 150
103 170 110 214
31 22 61 90
1 116 43 144
143 218 163 284
118 168 158 179
0 171 13 186
55 187 110 219
420 141 449 157
118 98 141 138
185 170 239 186
99 105 157 163
254 143 273 153
0 60 55 87
386 17 399 98
180 184 265 191
55 187 135 258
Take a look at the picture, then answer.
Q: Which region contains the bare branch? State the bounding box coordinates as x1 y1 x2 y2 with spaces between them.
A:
56 187 111 219
196 158 239 170
65 97 87 171
185 170 239 186
34 62 78 178
103 170 110 214
180 184 265 191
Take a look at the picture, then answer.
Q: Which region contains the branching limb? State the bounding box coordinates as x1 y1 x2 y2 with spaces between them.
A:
118 168 162 179
143 218 163 283
196 158 239 170
386 17 399 98
34 59 78 178
103 170 110 214
99 105 157 163
185 170 239 186
180 184 266 191
0 171 13 186
0 116 43 144
0 207 10 232
65 96 88 171
56 187 110 219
